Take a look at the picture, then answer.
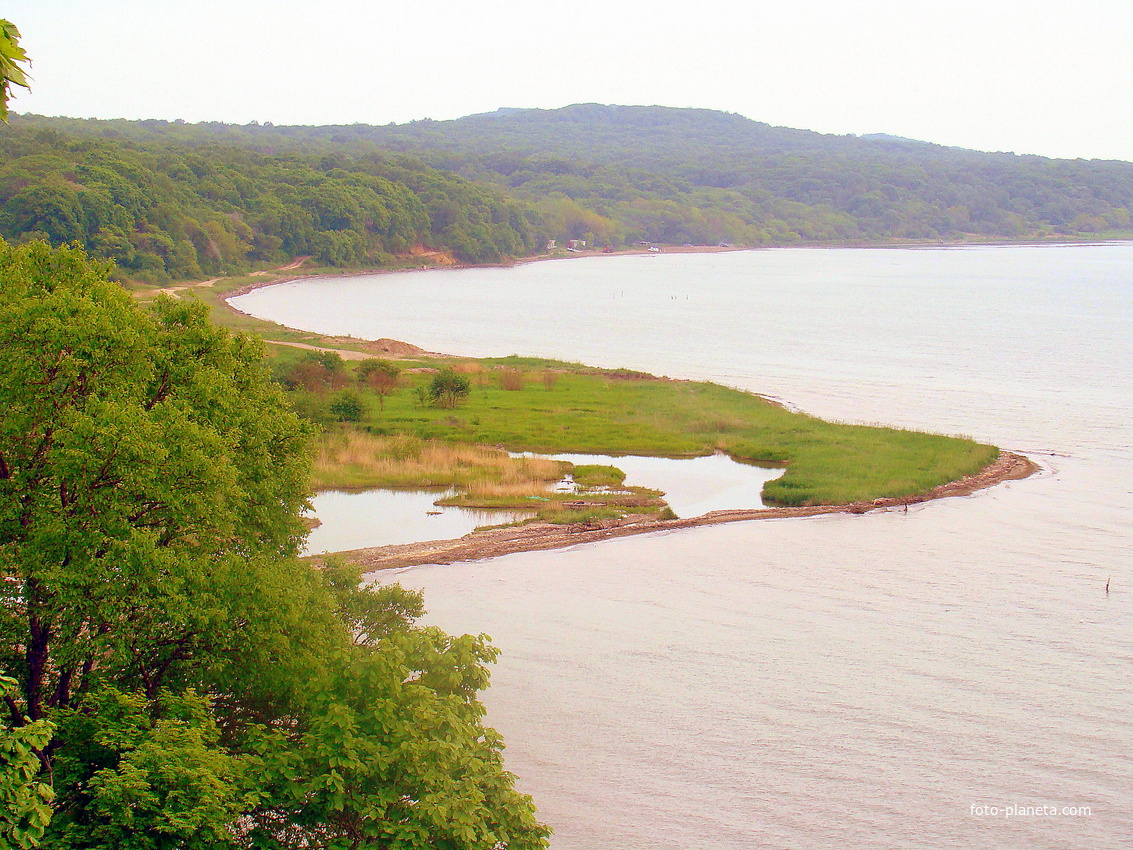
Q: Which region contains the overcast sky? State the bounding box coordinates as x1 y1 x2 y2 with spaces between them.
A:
6 0 1133 162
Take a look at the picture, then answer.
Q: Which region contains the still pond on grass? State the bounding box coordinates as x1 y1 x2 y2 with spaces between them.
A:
303 452 785 555
235 244 1132 850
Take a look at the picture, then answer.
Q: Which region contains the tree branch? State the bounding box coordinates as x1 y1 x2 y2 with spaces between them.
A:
4 692 24 727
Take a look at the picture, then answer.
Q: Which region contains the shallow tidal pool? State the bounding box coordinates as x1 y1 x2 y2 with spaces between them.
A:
302 451 784 556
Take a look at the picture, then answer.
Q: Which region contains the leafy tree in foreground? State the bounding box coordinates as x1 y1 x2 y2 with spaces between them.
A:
46 687 252 848
0 19 30 122
241 562 550 849
0 240 314 727
0 241 549 848
0 673 54 849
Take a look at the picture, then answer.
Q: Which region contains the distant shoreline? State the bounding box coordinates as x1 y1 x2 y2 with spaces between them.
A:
221 235 1133 305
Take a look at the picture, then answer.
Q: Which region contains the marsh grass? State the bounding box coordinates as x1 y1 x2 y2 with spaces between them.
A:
571 464 627 488
440 485 663 509
310 432 564 491
314 430 670 523
290 353 999 507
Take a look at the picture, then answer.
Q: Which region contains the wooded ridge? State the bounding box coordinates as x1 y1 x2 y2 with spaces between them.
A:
5 104 1132 282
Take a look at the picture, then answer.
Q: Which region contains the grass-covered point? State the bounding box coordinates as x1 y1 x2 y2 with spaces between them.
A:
273 347 999 508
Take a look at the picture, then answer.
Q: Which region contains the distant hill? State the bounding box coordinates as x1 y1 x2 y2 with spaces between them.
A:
6 105 1133 273
317 103 1133 246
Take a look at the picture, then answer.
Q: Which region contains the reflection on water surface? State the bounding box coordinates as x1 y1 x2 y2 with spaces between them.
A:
304 452 784 554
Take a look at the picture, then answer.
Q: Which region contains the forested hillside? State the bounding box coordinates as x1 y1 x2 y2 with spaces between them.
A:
6 104 1133 277
301 104 1133 246
0 123 540 281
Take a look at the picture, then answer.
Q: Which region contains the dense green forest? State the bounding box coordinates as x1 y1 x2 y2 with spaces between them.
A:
9 104 1133 263
0 122 541 281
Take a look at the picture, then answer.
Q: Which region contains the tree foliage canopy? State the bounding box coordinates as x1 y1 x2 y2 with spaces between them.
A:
0 125 542 281
352 104 1133 245
0 240 314 723
0 241 550 848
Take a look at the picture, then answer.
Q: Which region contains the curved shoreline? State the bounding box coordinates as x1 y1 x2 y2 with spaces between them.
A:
325 452 1037 573
219 238 1133 322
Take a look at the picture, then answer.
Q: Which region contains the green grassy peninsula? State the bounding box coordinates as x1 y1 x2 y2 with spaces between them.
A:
271 346 1000 514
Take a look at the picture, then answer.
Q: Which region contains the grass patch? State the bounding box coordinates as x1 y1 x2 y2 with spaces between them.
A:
155 279 1000 510
571 464 627 488
293 361 998 507
310 432 564 491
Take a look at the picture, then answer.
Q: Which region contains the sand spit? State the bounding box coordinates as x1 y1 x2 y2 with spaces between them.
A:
327 452 1037 573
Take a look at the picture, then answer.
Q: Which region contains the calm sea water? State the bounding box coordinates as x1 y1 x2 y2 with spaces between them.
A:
234 245 1132 849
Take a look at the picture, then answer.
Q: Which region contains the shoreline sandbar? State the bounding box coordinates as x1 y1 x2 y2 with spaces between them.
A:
320 452 1037 573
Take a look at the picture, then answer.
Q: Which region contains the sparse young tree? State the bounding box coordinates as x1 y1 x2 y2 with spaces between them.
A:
356 358 401 411
498 368 525 391
428 369 471 409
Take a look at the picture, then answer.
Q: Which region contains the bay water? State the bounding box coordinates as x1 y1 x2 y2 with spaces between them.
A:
233 245 1132 848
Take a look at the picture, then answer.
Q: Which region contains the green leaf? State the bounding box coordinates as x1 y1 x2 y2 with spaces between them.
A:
0 19 31 122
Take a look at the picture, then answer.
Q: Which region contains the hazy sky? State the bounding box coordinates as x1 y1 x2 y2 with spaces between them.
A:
7 0 1133 161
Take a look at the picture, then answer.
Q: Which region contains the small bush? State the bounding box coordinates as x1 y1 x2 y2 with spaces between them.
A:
289 391 330 424
498 369 524 391
329 391 364 422
429 370 471 409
